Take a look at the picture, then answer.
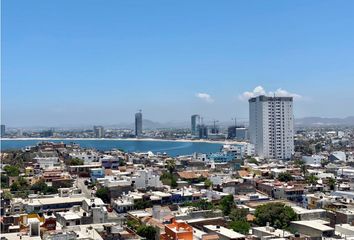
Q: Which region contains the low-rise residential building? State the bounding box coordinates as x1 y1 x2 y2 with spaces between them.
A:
203 225 245 240
290 220 334 239
160 219 193 240
252 225 293 239
132 169 163 189
23 197 86 213
33 156 59 169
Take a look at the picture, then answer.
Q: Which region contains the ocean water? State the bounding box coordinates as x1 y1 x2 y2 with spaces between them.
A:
0 139 223 156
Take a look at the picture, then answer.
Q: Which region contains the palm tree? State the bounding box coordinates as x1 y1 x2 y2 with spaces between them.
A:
300 164 308 176
166 159 176 174
306 174 318 185
328 177 336 191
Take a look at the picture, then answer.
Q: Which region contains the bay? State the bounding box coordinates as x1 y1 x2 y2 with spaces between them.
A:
0 139 223 156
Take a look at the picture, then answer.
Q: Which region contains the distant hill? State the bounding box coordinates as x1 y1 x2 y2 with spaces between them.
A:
295 116 354 126
11 116 354 130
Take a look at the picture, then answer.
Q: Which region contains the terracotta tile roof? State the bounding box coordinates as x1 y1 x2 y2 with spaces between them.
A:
238 170 249 177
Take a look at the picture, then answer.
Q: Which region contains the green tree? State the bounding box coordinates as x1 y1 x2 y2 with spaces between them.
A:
96 187 110 203
196 199 213 210
10 182 20 192
229 220 251 234
328 177 336 190
204 179 212 189
321 159 329 168
294 159 305 167
247 158 258 165
184 199 214 210
229 207 249 221
166 159 176 174
255 203 297 228
277 172 294 182
30 180 48 193
10 177 30 198
127 218 140 230
31 180 58 194
17 177 28 186
67 158 84 166
228 207 251 234
196 176 206 183
1 174 9 188
315 143 322 153
4 165 20 176
134 199 152 210
306 174 318 185
160 172 178 188
119 159 125 167
170 177 178 188
300 164 308 176
2 190 13 200
45 186 59 194
57 181 74 188
294 159 307 175
136 225 157 240
220 194 235 216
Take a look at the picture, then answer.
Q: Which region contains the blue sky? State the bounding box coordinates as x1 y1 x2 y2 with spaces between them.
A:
2 0 354 127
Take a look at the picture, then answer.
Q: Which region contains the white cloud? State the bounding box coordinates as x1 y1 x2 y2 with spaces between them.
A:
195 93 214 103
238 86 302 101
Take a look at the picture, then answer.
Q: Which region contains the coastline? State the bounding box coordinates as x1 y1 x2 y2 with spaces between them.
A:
1 137 246 145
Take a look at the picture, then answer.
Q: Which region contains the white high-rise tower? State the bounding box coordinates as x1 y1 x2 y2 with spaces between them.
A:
249 95 294 160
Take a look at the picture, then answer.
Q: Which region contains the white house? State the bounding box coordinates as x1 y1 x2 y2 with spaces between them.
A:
69 150 100 164
34 156 59 169
302 155 326 167
131 169 163 189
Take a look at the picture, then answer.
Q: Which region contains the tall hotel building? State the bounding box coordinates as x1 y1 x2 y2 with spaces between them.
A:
249 95 294 159
191 114 200 136
135 110 143 137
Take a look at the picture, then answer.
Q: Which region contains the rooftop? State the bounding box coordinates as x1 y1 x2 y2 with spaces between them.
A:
204 225 245 239
24 197 86 206
291 220 334 232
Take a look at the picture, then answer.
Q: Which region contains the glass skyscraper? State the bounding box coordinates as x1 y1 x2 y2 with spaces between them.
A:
191 114 199 136
135 111 143 137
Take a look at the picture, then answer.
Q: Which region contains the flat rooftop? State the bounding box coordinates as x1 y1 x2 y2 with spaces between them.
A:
291 220 334 232
291 206 326 214
0 233 41 240
204 225 245 239
25 197 85 206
